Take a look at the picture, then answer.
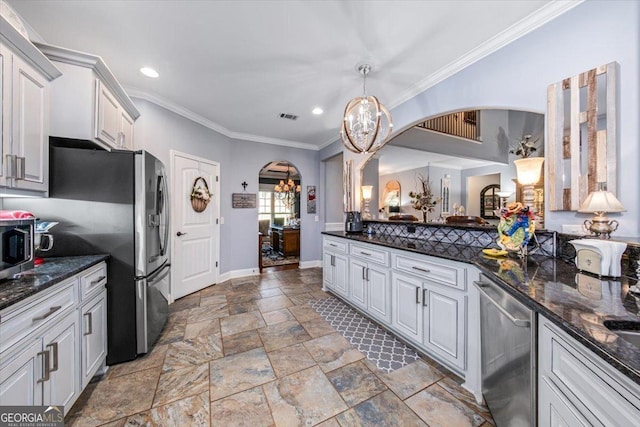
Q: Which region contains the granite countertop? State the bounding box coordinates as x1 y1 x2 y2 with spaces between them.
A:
323 231 640 385
0 255 109 312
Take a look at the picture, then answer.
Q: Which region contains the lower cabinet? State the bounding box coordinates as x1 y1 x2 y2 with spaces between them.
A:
80 290 107 388
323 249 348 298
349 258 391 324
538 315 640 426
391 273 423 342
0 339 43 405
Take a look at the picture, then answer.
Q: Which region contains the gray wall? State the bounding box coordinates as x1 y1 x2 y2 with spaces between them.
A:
322 153 344 224
133 99 322 273
362 158 379 217
324 0 640 236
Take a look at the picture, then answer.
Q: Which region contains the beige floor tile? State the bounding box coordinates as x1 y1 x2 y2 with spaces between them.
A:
279 284 315 296
170 293 201 313
267 343 317 378
209 348 276 401
288 293 316 306
263 366 347 426
405 384 485 427
163 334 224 372
222 329 263 356
126 392 210 426
200 294 227 308
437 376 494 424
69 368 160 425
157 322 187 345
228 300 259 315
260 287 283 298
187 305 229 323
304 332 364 372
220 311 266 336
208 386 274 427
261 308 295 325
258 320 312 352
154 364 210 407
287 304 322 323
368 359 443 399
256 295 294 313
184 319 221 339
108 344 167 378
325 361 387 407
336 390 427 426
300 318 335 338
314 418 341 427
226 291 262 304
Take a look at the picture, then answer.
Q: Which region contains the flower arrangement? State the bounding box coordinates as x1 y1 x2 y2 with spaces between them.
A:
409 173 440 222
509 135 539 158
190 177 212 212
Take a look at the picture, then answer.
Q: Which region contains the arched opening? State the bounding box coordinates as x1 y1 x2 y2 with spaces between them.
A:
258 161 301 272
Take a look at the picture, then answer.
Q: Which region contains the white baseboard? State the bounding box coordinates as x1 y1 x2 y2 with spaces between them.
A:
218 268 260 283
325 222 343 231
299 260 322 269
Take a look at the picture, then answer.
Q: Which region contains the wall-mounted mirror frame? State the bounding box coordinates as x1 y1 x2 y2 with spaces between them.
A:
547 62 618 211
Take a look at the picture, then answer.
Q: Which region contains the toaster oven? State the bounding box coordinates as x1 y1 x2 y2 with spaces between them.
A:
0 218 35 280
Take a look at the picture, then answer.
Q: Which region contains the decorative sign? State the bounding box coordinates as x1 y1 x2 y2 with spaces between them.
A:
307 185 316 214
232 193 256 208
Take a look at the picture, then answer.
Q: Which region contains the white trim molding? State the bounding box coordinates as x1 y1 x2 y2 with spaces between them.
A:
217 268 261 284
299 260 322 269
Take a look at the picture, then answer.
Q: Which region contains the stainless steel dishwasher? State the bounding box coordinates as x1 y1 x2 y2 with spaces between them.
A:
474 274 536 427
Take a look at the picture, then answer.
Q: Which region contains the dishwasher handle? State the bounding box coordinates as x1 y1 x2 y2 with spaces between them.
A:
474 281 530 328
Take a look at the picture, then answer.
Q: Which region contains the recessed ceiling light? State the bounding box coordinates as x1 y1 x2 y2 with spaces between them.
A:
312 107 323 115
140 67 159 78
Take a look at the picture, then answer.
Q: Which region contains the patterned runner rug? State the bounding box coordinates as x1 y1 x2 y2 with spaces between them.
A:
309 297 420 373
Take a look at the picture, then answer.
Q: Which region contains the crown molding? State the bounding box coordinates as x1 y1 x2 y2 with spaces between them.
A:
389 0 585 110
126 87 319 151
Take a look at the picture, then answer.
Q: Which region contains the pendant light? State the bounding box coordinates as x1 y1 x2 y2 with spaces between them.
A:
274 164 301 211
340 64 393 154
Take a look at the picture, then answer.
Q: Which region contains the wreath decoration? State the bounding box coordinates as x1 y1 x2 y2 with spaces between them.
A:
190 176 212 212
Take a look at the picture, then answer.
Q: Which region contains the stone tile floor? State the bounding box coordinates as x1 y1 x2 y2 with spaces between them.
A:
65 267 494 427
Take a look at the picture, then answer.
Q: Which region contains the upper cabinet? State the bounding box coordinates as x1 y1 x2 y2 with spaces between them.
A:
35 43 140 151
0 15 61 196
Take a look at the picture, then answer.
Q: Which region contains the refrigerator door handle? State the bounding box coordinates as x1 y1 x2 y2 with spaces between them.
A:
158 174 170 256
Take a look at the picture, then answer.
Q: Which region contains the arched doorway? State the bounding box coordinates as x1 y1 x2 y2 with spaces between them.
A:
258 161 301 272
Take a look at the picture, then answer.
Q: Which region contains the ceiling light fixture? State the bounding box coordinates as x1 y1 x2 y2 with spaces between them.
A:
312 107 323 115
274 164 301 213
340 64 393 154
140 67 159 78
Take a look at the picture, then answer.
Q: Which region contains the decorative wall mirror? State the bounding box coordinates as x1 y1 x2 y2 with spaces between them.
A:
381 180 401 212
547 62 618 211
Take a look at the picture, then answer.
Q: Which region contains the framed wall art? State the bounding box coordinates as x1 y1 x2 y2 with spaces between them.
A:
307 185 316 214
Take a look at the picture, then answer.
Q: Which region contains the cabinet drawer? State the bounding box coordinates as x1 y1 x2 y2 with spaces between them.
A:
323 238 347 253
542 322 640 425
0 279 77 354
79 262 107 302
394 254 465 290
350 243 389 266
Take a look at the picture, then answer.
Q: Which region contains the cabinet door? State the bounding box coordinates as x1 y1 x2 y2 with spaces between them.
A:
81 291 107 388
367 265 391 324
120 110 134 150
322 250 334 290
42 313 79 409
391 273 422 342
0 339 43 406
539 378 589 427
0 44 9 187
332 253 349 298
423 282 466 370
11 53 48 192
349 259 368 311
95 80 120 147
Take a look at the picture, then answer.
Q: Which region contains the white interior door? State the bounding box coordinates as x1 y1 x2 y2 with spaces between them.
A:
171 151 219 300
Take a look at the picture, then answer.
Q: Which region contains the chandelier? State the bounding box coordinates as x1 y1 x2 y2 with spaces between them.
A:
274 164 301 211
340 64 393 154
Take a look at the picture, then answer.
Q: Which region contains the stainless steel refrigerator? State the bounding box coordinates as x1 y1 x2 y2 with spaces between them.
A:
5 139 170 364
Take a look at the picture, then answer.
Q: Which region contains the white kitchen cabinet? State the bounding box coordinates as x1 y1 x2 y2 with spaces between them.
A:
423 281 466 371
35 43 139 151
0 261 108 412
0 18 61 195
349 258 391 323
391 272 423 342
538 315 640 426
80 290 107 388
323 237 349 298
349 258 368 311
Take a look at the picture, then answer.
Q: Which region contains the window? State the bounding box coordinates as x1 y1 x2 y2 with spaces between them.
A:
259 191 290 223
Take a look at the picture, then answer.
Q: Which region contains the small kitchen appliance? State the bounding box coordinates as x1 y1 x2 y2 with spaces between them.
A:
0 217 35 280
569 239 627 278
345 211 363 233
34 221 57 265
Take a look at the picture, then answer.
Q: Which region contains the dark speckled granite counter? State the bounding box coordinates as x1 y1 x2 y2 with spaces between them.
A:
323 231 640 385
0 255 109 312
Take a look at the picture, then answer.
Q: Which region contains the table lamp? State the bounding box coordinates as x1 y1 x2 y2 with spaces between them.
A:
578 189 625 238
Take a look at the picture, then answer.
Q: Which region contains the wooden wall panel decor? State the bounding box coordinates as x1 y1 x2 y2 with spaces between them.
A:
547 62 617 211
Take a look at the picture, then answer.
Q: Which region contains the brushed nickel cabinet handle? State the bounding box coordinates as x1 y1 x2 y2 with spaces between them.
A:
37 350 50 383
362 266 366 280
84 312 93 336
16 156 25 180
415 287 421 304
423 289 428 307
32 306 62 322
46 342 59 373
91 276 106 285
360 251 371 256
329 243 337 247
412 266 430 273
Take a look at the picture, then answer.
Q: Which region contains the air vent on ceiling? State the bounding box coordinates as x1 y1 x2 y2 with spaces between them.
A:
279 113 298 121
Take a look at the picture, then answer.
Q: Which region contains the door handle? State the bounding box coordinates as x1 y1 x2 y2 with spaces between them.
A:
32 306 61 322
330 255 335 267
176 231 187 236
415 287 421 304
84 312 93 335
474 281 530 327
362 266 366 280
16 156 25 180
412 266 430 274
37 350 50 383
46 342 59 373
422 288 428 307
91 276 106 285
366 267 369 282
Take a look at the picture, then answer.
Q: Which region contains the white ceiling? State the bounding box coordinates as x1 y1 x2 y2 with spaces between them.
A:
8 0 578 150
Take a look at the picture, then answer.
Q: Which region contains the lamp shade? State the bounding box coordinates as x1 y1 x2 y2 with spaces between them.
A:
578 190 626 213
514 157 544 186
361 185 373 200
496 191 513 198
